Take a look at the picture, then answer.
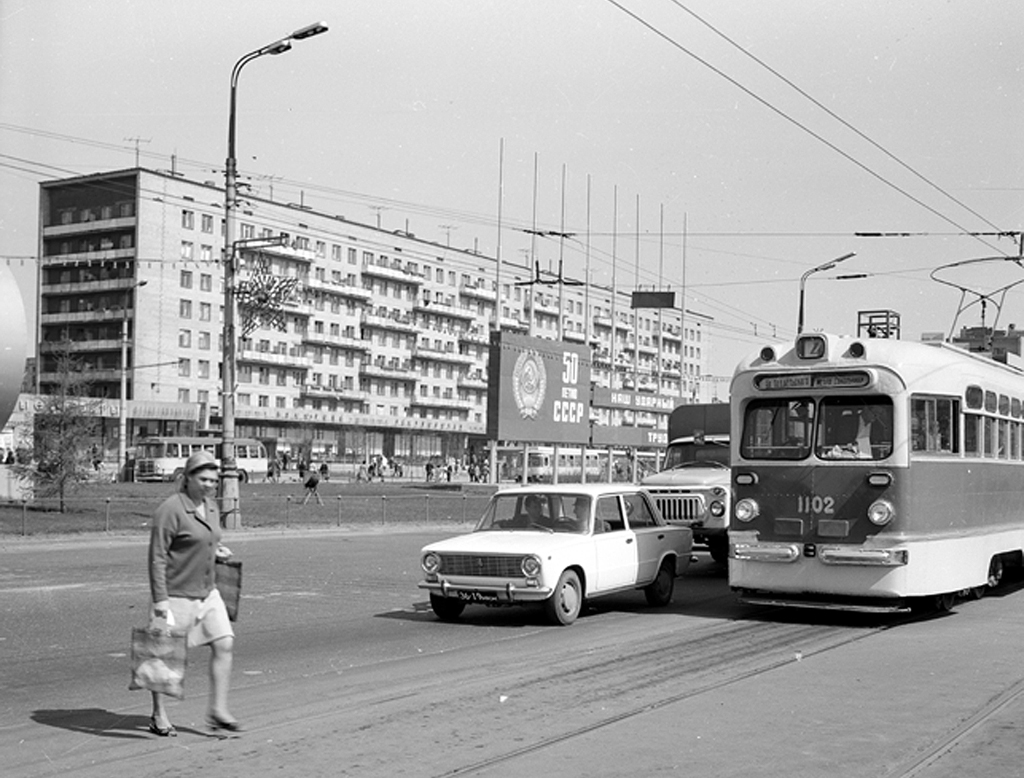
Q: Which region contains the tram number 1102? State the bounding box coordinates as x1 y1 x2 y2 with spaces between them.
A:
796 494 835 515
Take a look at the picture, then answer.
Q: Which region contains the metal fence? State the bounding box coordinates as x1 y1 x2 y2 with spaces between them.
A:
0 491 492 537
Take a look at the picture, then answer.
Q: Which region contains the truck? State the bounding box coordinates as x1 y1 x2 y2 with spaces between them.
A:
641 403 732 563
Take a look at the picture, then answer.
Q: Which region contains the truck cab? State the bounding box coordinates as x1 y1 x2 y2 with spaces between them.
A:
641 403 732 563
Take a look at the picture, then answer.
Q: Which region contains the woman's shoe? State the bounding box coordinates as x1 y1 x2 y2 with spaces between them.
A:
148 716 177 737
206 713 242 733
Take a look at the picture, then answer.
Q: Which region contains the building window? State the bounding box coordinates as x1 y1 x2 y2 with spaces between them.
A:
348 247 357 265
198 331 211 350
180 241 194 260
179 329 192 348
180 270 193 289
180 300 192 319
200 245 213 263
197 390 210 404
181 210 194 229
178 388 190 403
199 302 211 321
178 358 191 377
200 273 212 292
201 213 214 233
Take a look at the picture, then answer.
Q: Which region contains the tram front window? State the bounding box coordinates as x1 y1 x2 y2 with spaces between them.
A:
816 397 893 460
740 399 815 460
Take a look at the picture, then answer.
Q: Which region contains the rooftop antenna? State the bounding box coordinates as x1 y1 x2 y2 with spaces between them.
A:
124 137 151 167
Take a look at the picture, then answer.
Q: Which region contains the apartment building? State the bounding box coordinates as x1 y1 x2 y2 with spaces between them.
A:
36 168 712 465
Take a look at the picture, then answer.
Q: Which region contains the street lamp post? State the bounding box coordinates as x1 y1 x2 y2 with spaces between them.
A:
118 279 147 482
221 22 328 530
797 252 855 334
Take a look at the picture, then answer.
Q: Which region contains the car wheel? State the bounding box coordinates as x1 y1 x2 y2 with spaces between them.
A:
238 469 249 484
644 559 676 607
545 569 582 626
429 594 465 622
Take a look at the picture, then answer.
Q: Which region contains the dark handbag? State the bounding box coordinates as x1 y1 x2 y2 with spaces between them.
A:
129 627 187 699
216 558 242 622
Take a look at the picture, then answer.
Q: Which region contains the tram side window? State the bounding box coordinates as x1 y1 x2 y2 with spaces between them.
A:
740 398 814 460
816 397 893 461
964 413 980 457
910 397 958 455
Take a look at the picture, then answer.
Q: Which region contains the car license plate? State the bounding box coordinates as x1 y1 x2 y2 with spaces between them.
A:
455 591 499 603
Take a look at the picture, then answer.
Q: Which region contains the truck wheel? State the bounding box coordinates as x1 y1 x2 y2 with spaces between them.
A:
644 559 675 606
545 570 582 625
430 594 465 622
708 537 729 564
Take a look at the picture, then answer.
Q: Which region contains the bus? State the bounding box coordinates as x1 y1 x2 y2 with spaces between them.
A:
642 403 732 562
729 331 1024 613
135 436 270 483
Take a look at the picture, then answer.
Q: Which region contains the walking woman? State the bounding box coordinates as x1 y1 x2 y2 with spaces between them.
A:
148 450 240 736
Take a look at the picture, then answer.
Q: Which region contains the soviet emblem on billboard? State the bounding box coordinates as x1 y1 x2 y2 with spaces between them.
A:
512 349 546 420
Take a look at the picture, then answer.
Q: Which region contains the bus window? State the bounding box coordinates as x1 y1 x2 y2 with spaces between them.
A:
964 413 980 456
911 396 958 454
816 397 893 461
741 399 814 460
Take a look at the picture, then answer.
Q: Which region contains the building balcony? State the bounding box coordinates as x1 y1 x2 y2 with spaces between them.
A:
41 277 143 296
42 247 135 265
260 242 317 264
362 262 423 286
40 338 121 353
301 384 368 402
499 316 529 332
413 345 476 365
361 310 419 333
359 361 418 381
302 332 371 352
305 277 373 302
459 326 491 346
40 308 140 325
413 300 476 322
237 347 312 369
459 282 496 301
410 395 474 411
458 373 488 390
42 215 136 238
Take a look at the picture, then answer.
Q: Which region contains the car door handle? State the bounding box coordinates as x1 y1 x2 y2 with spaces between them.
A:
657 534 665 540
626 538 634 544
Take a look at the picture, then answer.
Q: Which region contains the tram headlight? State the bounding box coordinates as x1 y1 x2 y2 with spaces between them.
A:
735 498 760 522
521 555 542 577
421 552 442 575
867 499 895 526
709 500 726 518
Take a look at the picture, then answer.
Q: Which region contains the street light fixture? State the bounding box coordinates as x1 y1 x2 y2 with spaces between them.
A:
797 252 855 334
119 279 147 481
221 22 328 530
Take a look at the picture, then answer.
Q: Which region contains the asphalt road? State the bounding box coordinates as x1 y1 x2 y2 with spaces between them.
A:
2 529 1024 777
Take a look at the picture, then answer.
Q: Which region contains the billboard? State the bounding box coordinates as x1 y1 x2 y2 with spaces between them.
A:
487 331 592 444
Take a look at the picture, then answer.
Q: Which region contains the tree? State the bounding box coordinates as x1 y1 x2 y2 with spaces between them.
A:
14 342 99 512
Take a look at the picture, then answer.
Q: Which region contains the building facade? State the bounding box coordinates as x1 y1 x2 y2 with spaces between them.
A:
36 168 713 468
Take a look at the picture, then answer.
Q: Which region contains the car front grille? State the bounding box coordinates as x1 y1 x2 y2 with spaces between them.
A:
439 554 524 577
652 494 704 522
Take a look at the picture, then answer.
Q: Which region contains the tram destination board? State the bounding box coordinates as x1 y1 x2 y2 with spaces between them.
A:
755 371 870 391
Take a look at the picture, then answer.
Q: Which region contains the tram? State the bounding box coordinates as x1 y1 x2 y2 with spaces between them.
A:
729 331 1024 612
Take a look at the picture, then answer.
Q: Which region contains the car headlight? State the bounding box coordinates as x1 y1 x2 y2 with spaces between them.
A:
421 552 441 574
735 498 759 522
709 500 726 518
867 499 895 526
521 555 542 577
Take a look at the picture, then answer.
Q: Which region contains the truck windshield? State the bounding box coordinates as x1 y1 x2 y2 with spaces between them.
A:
662 440 729 469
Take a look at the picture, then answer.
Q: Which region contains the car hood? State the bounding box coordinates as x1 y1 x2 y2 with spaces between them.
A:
422 530 586 556
642 468 730 488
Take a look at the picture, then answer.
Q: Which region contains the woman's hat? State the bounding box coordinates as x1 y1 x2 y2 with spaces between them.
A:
184 450 219 475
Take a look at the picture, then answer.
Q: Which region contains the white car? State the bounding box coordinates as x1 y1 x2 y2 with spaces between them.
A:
419 484 693 625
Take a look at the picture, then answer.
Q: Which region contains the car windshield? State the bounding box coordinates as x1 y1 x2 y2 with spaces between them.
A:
476 493 591 534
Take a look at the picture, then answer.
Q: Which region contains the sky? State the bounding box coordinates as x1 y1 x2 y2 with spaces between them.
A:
1 0 1021 380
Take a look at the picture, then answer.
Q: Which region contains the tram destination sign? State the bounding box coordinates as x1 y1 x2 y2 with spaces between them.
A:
755 371 870 391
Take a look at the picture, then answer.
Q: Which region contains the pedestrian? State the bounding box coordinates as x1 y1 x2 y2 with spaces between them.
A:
319 461 329 482
425 461 433 482
147 450 239 737
298 459 307 482
302 467 323 506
